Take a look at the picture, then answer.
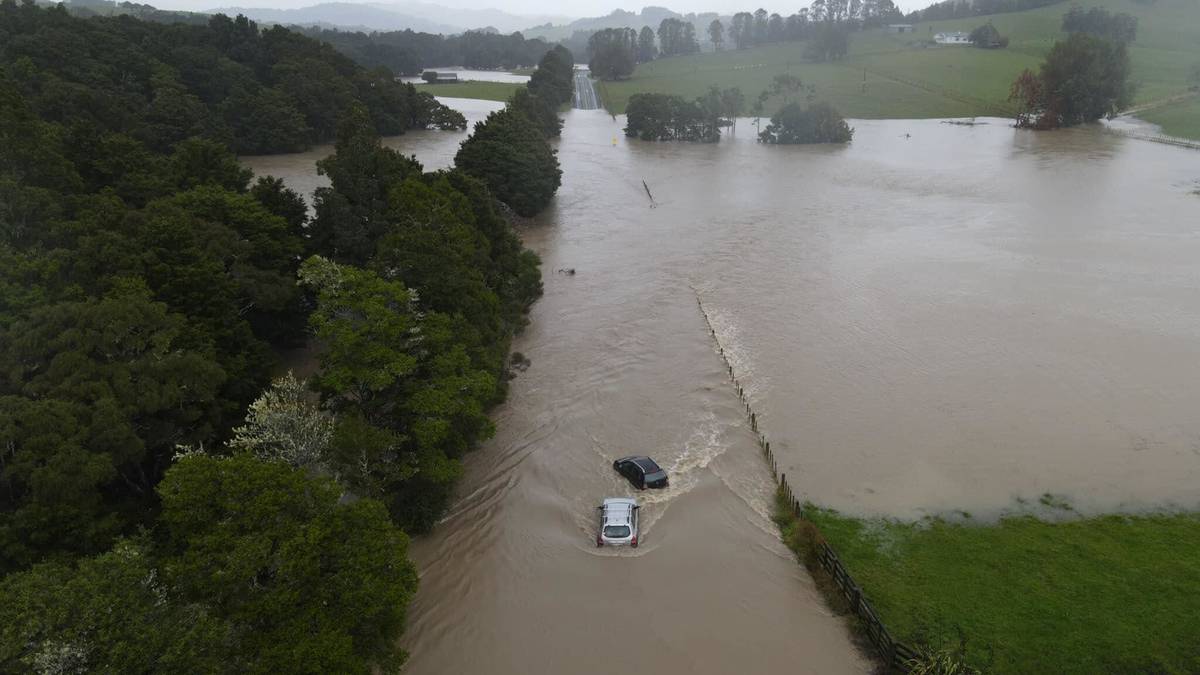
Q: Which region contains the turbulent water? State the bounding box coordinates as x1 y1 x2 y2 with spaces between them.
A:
244 99 1200 673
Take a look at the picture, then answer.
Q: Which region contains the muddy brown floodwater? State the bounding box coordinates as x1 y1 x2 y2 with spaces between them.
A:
245 99 1200 674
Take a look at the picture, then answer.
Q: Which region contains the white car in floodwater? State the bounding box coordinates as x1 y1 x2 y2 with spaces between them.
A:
596 498 640 548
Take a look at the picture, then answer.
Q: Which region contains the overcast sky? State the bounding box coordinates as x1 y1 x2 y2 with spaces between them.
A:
155 0 931 21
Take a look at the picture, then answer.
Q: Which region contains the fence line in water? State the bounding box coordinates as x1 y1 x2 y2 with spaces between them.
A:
692 289 918 672
1104 126 1200 151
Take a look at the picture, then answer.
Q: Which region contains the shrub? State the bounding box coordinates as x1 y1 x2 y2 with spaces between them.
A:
758 102 853 144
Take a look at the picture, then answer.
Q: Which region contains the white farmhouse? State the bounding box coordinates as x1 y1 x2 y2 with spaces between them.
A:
935 31 971 45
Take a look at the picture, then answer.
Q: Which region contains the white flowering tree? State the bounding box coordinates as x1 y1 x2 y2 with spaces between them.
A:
229 371 333 469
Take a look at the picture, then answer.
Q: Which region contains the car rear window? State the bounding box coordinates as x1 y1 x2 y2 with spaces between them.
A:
644 470 667 483
603 525 631 538
636 459 661 472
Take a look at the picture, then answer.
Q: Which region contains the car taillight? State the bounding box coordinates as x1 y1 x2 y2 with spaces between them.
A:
632 535 637 545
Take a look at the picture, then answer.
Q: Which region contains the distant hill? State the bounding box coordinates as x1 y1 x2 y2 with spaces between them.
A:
523 6 722 43
206 1 568 34
207 2 461 33
377 1 568 34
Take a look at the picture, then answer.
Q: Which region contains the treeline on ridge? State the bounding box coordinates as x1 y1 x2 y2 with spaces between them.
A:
0 1 466 155
298 26 569 77
1 3 566 671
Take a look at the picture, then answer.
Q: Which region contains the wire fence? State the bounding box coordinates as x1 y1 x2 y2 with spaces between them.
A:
1102 126 1200 151
694 288 918 672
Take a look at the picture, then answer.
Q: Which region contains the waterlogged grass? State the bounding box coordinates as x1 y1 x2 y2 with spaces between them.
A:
1139 96 1200 140
599 0 1200 117
413 81 523 102
782 501 1200 674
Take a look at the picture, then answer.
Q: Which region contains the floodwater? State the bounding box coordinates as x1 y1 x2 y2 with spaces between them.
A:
244 102 1200 674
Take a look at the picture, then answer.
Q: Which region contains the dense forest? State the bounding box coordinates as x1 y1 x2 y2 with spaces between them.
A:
0 1 465 155
298 26 566 76
1 3 565 671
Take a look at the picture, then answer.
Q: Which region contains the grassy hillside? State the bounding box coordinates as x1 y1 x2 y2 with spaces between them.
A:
598 0 1200 127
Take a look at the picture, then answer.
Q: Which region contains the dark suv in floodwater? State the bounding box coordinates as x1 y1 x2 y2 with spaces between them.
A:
613 456 669 489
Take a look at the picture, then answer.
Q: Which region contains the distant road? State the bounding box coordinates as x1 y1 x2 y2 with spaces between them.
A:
573 70 601 110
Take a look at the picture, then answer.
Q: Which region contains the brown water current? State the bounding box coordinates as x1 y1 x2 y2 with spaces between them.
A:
244 99 1200 673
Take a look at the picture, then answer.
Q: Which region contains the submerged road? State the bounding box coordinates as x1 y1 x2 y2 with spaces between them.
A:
573 70 600 110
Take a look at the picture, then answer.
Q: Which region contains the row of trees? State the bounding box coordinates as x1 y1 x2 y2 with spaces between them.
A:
588 27 640 80
657 17 701 57
299 27 565 76
1 5 565 670
704 9 862 56
624 92 728 142
0 2 465 155
1061 6 1138 44
625 74 853 146
458 45 571 216
589 9 857 81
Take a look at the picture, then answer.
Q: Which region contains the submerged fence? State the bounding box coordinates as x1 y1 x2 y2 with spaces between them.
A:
693 289 917 672
1103 126 1200 151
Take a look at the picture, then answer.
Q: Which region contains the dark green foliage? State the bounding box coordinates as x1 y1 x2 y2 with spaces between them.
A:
759 102 854 144
509 88 563 137
0 69 308 568
1061 6 1138 44
804 23 850 62
300 26 561 77
968 23 1007 48
0 539 231 673
0 283 227 570
251 175 308 235
156 453 419 672
310 108 425 265
306 114 541 530
588 27 638 81
639 25 659 62
1010 33 1133 129
0 455 419 673
657 17 699 57
455 107 562 217
624 92 722 142
527 45 575 108
0 2 461 154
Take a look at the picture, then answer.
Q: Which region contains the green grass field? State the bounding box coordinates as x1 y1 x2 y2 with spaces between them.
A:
1138 95 1200 139
597 0 1200 134
776 496 1200 673
412 81 523 102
